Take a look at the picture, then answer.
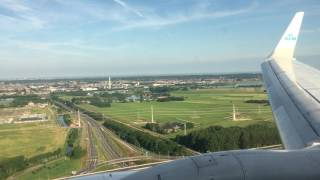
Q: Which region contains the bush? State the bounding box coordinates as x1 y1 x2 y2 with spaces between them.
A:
157 96 185 102
245 99 269 105
144 123 165 134
63 114 72 126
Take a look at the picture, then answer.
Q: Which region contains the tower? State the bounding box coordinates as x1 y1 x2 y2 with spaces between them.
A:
108 76 112 90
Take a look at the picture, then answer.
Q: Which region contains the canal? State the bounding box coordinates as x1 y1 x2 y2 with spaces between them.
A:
57 115 68 127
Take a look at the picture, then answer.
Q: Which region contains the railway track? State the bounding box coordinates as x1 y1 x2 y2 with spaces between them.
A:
53 101 137 173
86 117 122 159
77 121 98 174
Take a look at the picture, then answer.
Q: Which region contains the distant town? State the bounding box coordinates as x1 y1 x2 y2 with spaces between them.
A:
0 73 263 97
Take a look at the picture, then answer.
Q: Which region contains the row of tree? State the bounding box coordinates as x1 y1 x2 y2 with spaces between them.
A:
245 99 269 105
0 149 62 179
56 91 88 97
71 96 111 107
103 120 191 156
99 92 128 102
144 122 194 134
157 96 185 102
0 95 47 108
175 122 281 153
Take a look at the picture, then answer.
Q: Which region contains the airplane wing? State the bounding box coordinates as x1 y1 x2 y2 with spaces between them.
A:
261 12 320 150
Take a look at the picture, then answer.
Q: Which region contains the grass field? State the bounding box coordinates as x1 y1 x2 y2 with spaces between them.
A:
77 88 273 136
15 157 82 180
0 108 68 160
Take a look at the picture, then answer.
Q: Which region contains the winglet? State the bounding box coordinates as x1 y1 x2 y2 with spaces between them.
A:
271 12 304 80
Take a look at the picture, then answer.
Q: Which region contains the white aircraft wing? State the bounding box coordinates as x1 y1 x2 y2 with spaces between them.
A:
261 12 320 149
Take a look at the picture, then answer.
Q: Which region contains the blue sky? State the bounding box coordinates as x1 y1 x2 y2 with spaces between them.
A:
0 0 319 79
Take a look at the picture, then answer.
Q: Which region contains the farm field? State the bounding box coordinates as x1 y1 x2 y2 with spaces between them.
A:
7 119 88 179
78 88 274 135
13 157 82 180
0 108 68 160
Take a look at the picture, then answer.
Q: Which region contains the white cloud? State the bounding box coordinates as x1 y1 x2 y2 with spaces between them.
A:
114 1 257 31
0 1 258 32
0 0 46 29
112 0 144 18
0 0 31 12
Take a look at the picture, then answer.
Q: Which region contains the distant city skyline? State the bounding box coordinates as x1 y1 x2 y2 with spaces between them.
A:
0 0 319 79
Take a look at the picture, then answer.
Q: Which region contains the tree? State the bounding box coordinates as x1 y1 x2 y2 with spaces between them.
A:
175 123 281 153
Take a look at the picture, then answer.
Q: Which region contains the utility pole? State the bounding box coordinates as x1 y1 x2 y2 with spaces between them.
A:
151 105 154 123
233 104 236 121
77 109 81 128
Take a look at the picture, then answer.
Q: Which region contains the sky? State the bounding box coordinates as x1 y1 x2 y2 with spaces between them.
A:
0 0 319 79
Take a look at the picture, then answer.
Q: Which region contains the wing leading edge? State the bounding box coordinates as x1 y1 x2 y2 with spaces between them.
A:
262 12 320 149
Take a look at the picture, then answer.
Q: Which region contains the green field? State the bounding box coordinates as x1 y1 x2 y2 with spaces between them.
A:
15 158 82 180
0 106 68 160
7 123 89 180
78 88 273 135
